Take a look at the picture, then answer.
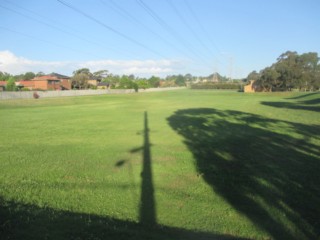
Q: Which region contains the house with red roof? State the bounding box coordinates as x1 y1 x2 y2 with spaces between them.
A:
1 73 72 91
17 80 35 90
31 73 71 90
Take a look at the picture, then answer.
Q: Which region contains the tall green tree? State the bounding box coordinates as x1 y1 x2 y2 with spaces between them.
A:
148 76 160 88
6 77 16 91
119 75 134 89
93 70 109 80
24 72 36 80
175 75 186 86
275 51 300 90
258 67 280 91
72 73 90 89
184 73 193 82
246 71 260 82
72 68 93 89
136 79 149 89
103 74 120 89
36 72 45 77
0 71 11 81
254 51 320 91
299 52 320 91
73 68 92 77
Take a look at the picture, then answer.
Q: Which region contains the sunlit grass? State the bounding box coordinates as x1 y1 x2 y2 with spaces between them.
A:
0 90 319 239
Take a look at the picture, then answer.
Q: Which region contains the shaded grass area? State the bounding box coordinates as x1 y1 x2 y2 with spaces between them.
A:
1 196 245 240
0 90 320 239
261 92 320 112
167 108 320 239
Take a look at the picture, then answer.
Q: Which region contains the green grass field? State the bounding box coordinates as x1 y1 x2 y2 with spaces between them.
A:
0 90 319 240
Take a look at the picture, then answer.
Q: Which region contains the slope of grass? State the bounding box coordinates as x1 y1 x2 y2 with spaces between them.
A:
0 90 319 239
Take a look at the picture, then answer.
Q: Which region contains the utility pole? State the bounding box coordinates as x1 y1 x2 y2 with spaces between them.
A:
214 59 219 82
229 56 233 82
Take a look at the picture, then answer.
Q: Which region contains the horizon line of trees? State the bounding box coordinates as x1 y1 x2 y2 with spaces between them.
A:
70 68 188 90
247 51 320 91
1 68 235 91
68 68 242 90
4 50 318 92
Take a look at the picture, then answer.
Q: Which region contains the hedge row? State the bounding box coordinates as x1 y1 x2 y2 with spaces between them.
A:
190 82 242 90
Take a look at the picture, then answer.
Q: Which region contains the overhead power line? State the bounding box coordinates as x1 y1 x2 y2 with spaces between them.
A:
183 0 228 71
136 0 214 69
57 0 166 58
101 0 215 73
0 4 95 47
0 2 132 58
166 0 215 59
184 0 221 55
100 0 188 58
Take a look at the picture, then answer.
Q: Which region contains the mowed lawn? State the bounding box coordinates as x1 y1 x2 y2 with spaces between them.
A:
0 90 319 240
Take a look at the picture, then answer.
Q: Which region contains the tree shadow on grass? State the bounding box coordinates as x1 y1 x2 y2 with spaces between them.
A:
287 92 319 100
261 92 320 112
261 101 320 112
167 108 320 240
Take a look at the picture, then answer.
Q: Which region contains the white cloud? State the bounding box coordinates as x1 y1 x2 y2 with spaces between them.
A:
0 50 183 77
0 50 68 73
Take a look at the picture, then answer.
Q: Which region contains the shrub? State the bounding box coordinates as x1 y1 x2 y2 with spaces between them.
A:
33 92 40 99
6 77 16 91
133 83 139 92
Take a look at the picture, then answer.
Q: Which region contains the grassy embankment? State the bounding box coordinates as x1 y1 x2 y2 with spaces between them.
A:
0 90 319 239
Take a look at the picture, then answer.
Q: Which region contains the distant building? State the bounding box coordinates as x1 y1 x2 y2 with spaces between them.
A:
17 80 35 90
1 73 72 91
88 79 98 87
97 82 110 89
244 80 258 93
31 73 71 90
88 77 102 88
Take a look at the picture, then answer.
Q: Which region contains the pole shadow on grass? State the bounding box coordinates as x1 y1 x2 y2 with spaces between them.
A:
167 108 320 240
130 111 156 226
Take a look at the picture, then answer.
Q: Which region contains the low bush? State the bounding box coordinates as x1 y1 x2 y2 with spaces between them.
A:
21 88 30 91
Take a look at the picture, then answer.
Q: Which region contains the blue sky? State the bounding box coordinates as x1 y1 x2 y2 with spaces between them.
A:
0 0 319 78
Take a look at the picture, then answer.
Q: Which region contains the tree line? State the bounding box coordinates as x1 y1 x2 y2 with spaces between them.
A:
0 71 45 81
247 51 320 91
1 64 237 92
71 69 242 90
71 68 191 90
3 50 317 92
0 68 194 91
